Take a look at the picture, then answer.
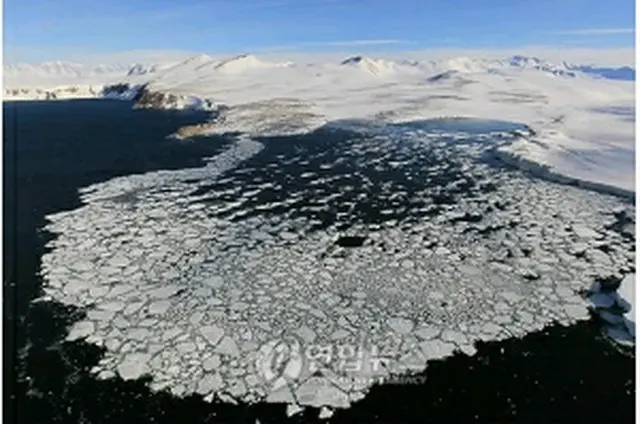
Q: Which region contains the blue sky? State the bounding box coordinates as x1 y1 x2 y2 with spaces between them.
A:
4 0 635 62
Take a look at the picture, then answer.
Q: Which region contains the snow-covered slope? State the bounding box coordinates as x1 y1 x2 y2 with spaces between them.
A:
214 54 292 73
3 61 133 87
127 64 158 76
501 55 578 77
3 61 129 79
340 56 398 75
4 53 635 195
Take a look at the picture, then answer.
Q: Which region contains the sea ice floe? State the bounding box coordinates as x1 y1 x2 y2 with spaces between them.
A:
41 123 634 410
587 273 635 347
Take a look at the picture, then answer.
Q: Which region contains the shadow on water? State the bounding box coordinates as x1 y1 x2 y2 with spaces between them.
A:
3 104 635 424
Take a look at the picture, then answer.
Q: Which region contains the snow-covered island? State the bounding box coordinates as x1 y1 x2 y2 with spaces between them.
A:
7 51 635 418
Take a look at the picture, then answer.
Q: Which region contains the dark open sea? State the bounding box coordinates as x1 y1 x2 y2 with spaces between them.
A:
3 99 635 423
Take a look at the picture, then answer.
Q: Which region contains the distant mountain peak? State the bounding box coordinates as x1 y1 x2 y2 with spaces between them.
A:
502 55 576 77
127 63 157 76
340 55 396 75
215 54 260 68
441 57 488 73
3 61 132 83
213 54 274 73
185 53 215 63
426 69 459 82
508 55 543 65
340 55 366 65
172 54 216 69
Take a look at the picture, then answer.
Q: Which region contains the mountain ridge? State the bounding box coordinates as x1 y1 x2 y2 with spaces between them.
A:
4 54 635 84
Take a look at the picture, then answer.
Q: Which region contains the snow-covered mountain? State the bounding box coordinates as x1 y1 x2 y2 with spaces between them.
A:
1 60 192 89
441 56 490 73
339 56 398 75
3 84 104 100
127 64 158 76
493 55 635 80
162 54 217 73
134 54 292 79
3 61 132 81
213 54 293 73
5 54 634 89
501 55 578 77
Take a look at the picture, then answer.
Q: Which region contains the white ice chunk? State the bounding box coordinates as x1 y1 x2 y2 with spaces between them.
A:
295 377 350 408
319 406 334 419
266 381 297 403
418 339 457 361
573 225 600 240
414 324 441 340
148 300 172 315
117 352 152 380
214 336 240 357
66 320 95 341
196 373 224 395
387 317 414 334
200 325 225 346
286 403 304 417
202 355 221 372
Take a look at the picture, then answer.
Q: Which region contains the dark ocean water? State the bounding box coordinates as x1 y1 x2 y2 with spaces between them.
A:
3 100 635 424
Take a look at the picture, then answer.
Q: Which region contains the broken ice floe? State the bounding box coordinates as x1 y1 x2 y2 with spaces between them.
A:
39 122 634 411
587 273 635 348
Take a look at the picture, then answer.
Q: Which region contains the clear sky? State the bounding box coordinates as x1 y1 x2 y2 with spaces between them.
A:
4 0 636 63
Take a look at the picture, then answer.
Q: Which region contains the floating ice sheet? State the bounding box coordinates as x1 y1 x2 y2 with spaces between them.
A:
40 122 634 410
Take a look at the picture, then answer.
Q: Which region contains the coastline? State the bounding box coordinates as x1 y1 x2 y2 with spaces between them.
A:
494 143 636 201
4 87 635 203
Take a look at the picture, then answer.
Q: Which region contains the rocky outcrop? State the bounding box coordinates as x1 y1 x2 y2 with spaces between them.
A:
127 64 157 76
101 83 146 101
132 86 214 110
101 83 131 96
340 56 396 75
4 85 98 100
171 123 216 138
5 88 29 96
506 55 577 78
134 87 179 109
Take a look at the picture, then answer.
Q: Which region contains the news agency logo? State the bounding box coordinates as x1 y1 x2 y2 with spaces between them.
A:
255 336 305 391
254 334 432 390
